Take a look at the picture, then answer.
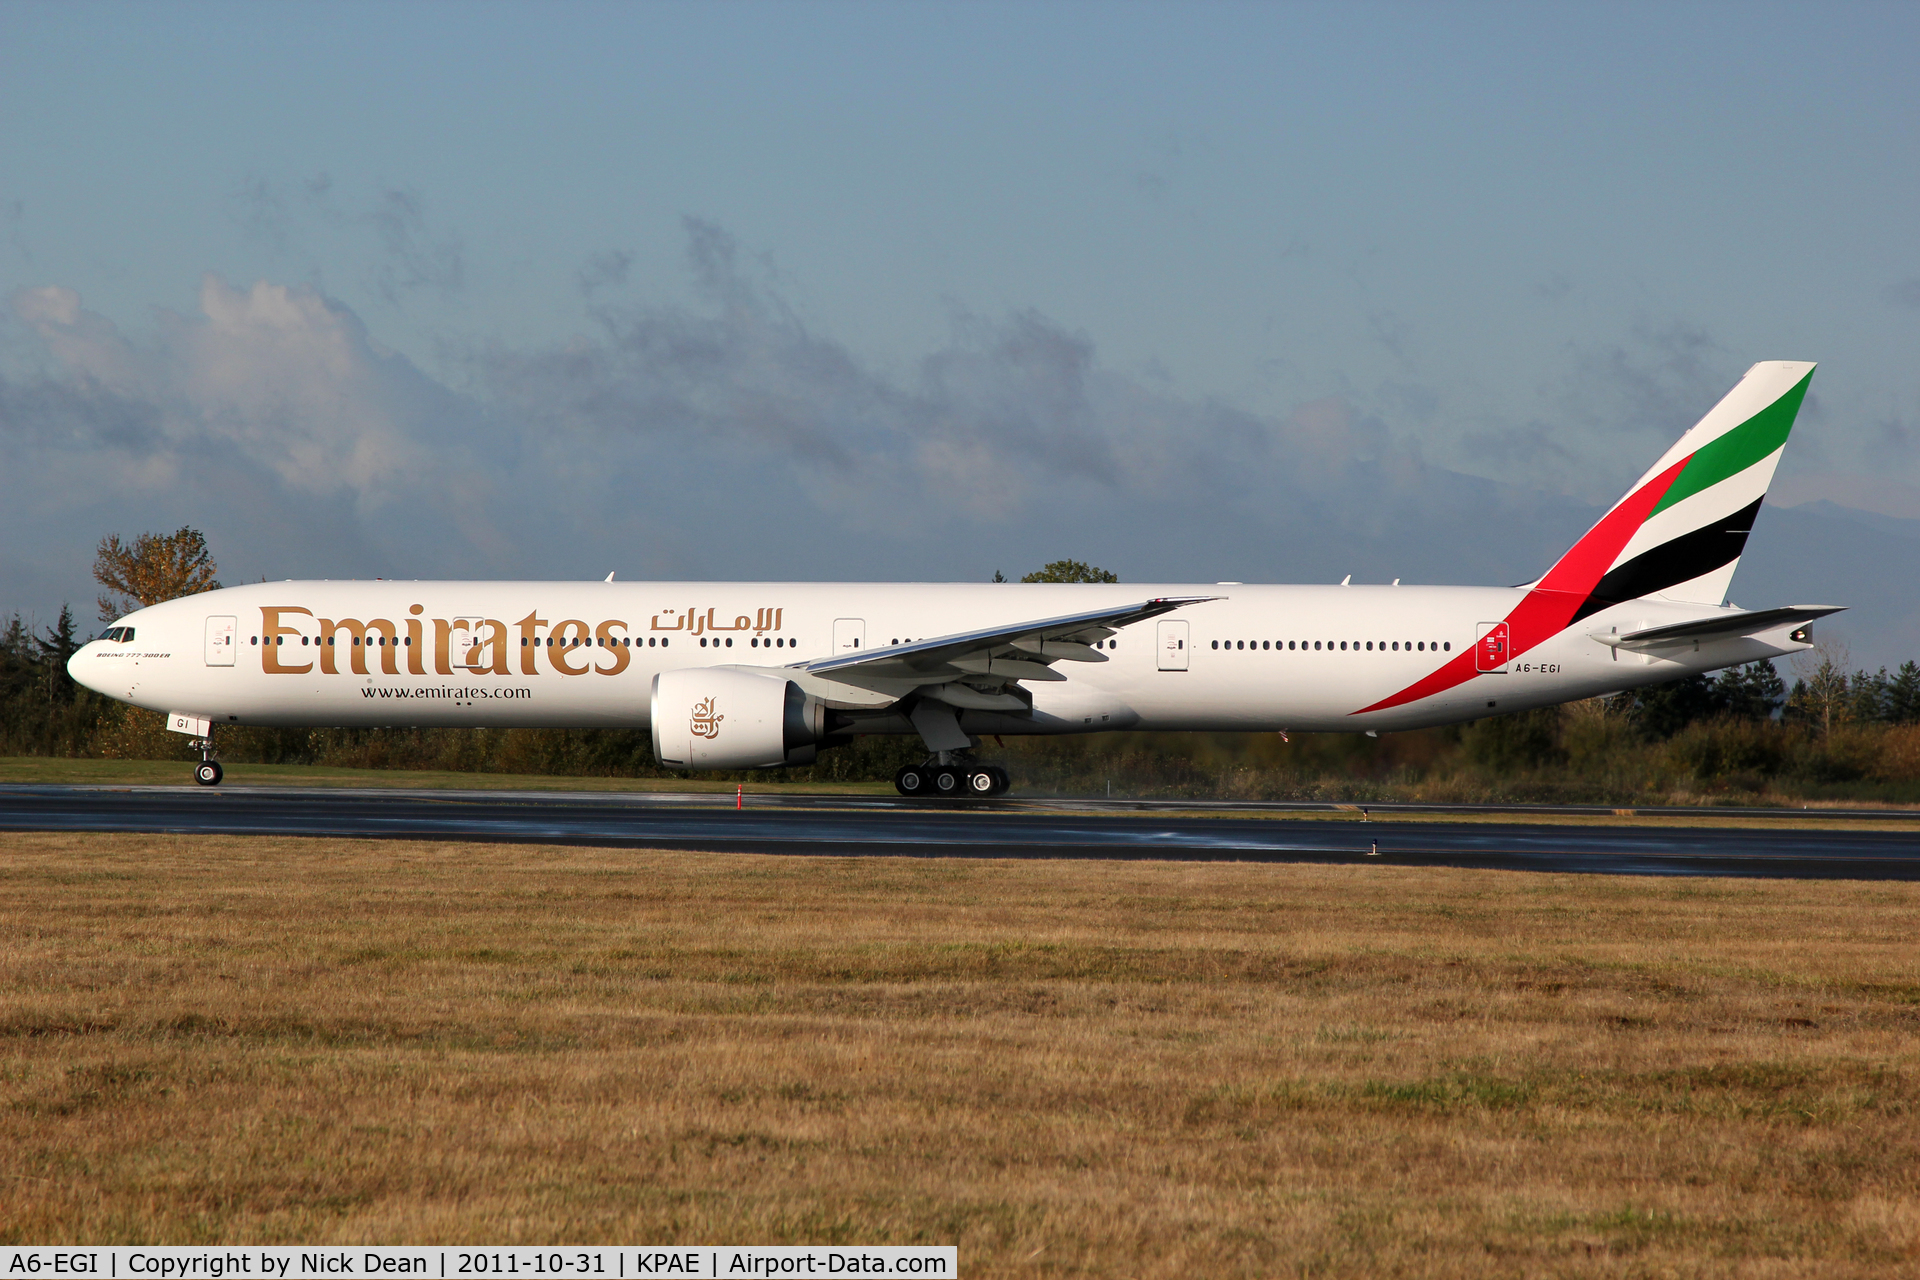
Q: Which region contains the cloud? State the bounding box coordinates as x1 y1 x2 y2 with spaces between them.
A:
577 250 632 296
2 198 26 263
1559 319 1732 442
362 188 464 302
2 219 1616 645
226 174 465 303
1534 274 1574 302
2 274 511 594
226 173 291 254
1453 318 1743 503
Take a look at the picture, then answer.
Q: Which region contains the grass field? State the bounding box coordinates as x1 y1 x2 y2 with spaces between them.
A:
3 834 1919 1276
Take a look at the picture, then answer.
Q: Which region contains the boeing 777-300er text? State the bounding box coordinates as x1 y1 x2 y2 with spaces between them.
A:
71 360 1839 795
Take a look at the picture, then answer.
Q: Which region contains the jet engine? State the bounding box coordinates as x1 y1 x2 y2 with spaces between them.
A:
651 667 826 769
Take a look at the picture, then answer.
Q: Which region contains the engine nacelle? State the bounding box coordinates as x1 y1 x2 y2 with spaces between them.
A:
651 666 826 769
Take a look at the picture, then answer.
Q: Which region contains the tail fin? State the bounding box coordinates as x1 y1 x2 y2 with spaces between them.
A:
1537 360 1814 623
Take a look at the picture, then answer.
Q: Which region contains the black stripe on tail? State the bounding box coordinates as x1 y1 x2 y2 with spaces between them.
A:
1569 496 1764 625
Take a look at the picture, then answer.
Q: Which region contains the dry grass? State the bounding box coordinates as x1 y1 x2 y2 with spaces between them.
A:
3 834 1919 1276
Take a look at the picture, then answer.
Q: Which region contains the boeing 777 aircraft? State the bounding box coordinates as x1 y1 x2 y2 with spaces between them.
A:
69 361 1838 795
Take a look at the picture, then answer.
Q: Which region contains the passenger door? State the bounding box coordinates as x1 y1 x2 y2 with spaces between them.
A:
833 618 865 654
1156 620 1189 671
450 616 493 672
1475 621 1510 673
204 616 236 666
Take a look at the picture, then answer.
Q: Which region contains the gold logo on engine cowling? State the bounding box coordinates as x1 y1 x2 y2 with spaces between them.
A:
690 697 723 740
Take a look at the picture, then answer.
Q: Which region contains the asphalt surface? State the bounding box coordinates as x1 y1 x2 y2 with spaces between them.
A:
3 784 1918 878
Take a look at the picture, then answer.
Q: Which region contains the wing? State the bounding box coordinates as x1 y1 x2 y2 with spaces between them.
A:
1591 604 1844 651
789 596 1218 705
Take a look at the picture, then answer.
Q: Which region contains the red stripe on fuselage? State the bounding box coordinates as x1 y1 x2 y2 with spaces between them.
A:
1354 454 1689 715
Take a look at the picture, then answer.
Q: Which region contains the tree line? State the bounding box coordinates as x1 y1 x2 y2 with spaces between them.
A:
3 538 1917 802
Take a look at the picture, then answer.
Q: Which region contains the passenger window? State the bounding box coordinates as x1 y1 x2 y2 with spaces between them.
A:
1211 640 1219 650
1442 642 1450 651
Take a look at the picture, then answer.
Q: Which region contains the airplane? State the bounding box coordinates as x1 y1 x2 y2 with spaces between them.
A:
69 360 1839 796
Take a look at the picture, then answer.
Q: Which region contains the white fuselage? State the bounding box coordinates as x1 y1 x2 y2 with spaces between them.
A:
69 579 1802 739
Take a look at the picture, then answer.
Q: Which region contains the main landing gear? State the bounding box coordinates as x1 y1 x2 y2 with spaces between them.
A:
894 755 1009 798
191 735 223 787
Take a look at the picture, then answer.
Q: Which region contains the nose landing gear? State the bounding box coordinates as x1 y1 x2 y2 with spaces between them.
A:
190 735 223 786
894 754 1008 798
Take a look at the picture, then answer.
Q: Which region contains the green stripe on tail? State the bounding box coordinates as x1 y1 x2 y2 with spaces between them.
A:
1648 370 1813 518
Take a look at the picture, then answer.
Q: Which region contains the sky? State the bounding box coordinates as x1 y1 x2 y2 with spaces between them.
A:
2 1 1918 663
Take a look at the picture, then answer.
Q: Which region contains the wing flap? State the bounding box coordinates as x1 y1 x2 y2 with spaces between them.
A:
798 595 1219 701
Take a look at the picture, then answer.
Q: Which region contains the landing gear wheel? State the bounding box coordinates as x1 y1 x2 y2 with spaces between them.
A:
194 760 223 787
966 769 996 796
930 767 963 796
988 766 1010 796
894 766 927 796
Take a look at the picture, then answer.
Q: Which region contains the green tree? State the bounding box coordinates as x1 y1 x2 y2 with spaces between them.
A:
1631 673 1719 739
94 526 221 622
1787 657 1854 736
1020 560 1118 583
36 605 79 703
1461 707 1564 772
1887 661 1920 724
1710 660 1786 722
1850 668 1891 723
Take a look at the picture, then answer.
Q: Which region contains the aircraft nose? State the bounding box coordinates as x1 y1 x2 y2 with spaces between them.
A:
67 644 93 689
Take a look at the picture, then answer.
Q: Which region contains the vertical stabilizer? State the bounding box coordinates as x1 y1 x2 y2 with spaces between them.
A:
1536 361 1815 621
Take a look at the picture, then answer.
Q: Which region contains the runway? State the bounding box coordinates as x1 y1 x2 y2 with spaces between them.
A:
3 784 1919 878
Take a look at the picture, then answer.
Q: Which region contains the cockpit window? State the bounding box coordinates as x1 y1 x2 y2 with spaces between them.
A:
101 627 135 643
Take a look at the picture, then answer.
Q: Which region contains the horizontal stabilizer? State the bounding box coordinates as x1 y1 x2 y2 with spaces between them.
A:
1591 605 1845 651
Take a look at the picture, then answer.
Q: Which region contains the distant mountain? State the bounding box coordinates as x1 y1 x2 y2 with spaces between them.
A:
1734 502 1920 672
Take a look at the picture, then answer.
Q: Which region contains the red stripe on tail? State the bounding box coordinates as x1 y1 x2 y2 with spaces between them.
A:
1354 455 1688 715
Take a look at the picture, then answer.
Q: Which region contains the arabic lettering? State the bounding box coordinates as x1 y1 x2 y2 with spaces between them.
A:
690 696 723 740
652 605 786 635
